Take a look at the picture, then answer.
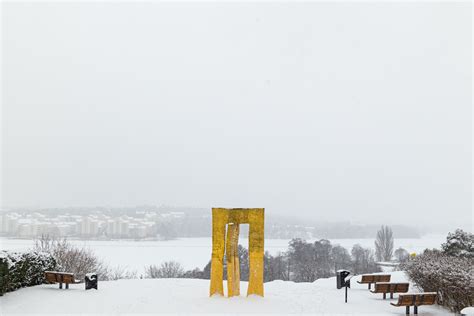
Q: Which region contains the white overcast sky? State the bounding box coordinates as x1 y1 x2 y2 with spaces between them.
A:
1 2 472 229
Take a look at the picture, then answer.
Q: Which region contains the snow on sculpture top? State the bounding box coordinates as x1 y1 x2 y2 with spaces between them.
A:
209 208 264 297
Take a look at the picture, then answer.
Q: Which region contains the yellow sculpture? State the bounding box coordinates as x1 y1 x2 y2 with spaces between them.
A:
210 208 264 297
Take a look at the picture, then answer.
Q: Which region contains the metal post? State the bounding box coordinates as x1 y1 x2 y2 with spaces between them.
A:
414 305 418 314
345 286 348 303
406 306 410 315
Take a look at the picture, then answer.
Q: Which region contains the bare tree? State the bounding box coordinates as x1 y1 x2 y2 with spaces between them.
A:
106 266 138 280
287 239 318 282
394 247 409 262
264 251 290 282
351 244 381 274
145 261 184 278
375 225 394 262
34 235 121 281
34 234 56 253
332 245 352 272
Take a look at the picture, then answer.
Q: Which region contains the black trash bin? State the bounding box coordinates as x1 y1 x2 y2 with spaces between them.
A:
85 273 98 290
336 270 351 289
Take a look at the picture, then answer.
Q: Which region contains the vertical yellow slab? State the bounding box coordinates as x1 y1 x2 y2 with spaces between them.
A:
210 209 227 296
247 209 264 297
226 223 240 297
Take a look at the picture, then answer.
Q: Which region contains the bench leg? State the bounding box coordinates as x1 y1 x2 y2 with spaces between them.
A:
414 306 418 315
390 293 393 299
59 283 62 289
368 283 371 290
66 283 69 289
383 293 386 300
406 306 410 315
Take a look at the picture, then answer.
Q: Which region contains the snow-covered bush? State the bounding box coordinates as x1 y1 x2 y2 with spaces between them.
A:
441 229 473 258
0 250 57 296
403 250 474 312
145 261 184 278
104 266 138 280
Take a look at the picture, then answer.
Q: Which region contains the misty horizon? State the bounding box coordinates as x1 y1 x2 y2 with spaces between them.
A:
2 2 472 231
0 204 466 233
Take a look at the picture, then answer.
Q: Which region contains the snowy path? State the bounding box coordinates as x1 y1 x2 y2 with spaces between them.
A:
0 272 452 315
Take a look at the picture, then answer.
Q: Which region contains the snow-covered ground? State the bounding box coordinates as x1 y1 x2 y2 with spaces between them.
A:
0 235 446 272
0 271 452 315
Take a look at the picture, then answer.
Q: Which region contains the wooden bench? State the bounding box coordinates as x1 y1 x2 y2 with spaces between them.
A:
370 282 409 299
44 271 81 289
356 274 391 289
390 292 437 315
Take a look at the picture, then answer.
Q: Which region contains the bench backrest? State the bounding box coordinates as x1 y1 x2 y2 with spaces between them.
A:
374 275 391 282
397 293 437 306
61 273 76 284
360 275 375 283
44 272 58 283
374 282 409 293
360 274 391 283
373 282 389 292
44 271 76 284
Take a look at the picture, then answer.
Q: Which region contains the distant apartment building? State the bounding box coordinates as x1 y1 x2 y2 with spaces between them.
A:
77 216 99 237
129 223 146 239
0 213 20 235
105 217 130 238
0 209 193 239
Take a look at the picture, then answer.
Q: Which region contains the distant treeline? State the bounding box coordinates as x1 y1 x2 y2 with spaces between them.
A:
146 238 382 283
154 217 420 239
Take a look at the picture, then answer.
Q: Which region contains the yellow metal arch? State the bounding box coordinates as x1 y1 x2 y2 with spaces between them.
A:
210 208 264 297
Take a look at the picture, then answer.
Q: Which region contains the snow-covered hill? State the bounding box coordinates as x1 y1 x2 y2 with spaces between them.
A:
0 272 451 315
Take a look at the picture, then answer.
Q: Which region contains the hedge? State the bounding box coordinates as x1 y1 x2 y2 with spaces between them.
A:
402 250 474 313
0 250 57 296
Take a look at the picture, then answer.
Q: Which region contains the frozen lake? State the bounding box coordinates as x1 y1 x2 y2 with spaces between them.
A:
0 235 446 274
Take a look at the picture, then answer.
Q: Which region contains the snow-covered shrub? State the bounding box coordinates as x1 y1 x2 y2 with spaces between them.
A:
403 250 474 312
441 229 473 258
104 266 138 280
0 250 57 296
145 261 184 278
